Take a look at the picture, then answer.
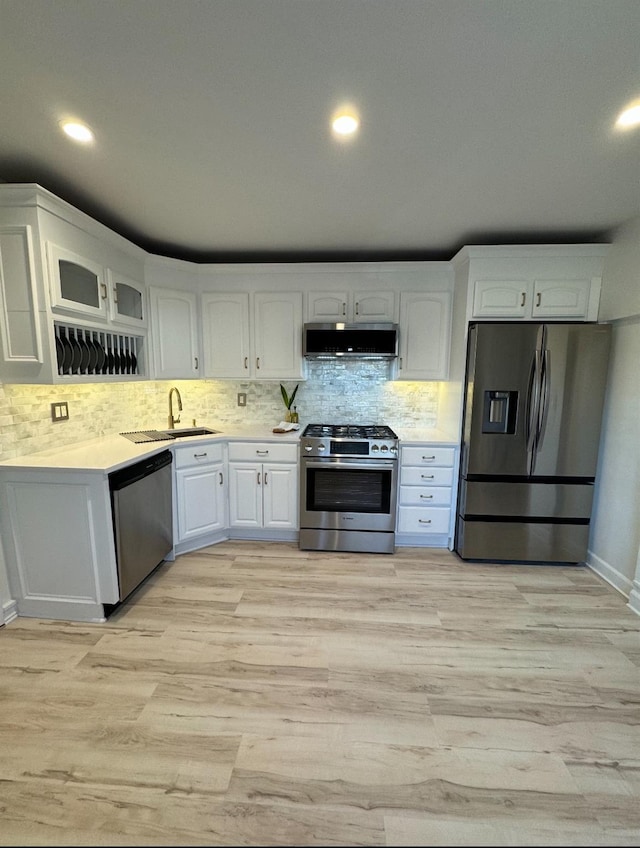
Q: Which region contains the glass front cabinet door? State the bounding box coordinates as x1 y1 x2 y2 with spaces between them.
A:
47 242 108 320
107 269 147 328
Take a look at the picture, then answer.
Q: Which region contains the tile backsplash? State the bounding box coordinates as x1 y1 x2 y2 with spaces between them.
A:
0 361 440 460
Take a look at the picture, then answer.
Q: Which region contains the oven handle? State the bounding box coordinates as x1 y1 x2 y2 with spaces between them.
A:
302 459 398 471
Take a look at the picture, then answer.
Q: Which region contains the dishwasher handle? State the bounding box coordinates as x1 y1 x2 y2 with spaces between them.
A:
109 449 173 491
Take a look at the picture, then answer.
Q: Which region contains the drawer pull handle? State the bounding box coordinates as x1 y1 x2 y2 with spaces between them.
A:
419 519 432 524
421 474 434 479
422 455 436 461
193 452 208 459
256 449 269 456
420 494 433 499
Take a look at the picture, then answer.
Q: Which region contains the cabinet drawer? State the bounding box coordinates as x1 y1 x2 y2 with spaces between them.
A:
397 506 451 535
400 466 454 487
401 446 455 467
399 485 452 507
174 442 224 468
228 441 298 463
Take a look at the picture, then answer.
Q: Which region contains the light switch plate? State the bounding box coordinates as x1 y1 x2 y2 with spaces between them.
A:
237 393 247 407
51 401 69 422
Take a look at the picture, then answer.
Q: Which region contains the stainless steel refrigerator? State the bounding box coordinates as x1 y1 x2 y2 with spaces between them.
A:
455 321 611 563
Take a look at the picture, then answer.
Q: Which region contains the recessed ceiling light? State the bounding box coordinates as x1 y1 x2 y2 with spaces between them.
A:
60 120 95 143
332 114 359 136
615 100 640 130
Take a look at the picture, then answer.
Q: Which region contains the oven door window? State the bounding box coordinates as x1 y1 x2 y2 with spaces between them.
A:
306 466 393 514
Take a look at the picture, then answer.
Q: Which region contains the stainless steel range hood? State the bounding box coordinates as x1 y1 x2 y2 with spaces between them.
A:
303 323 399 359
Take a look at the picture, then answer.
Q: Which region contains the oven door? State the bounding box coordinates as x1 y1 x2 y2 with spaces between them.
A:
300 457 398 532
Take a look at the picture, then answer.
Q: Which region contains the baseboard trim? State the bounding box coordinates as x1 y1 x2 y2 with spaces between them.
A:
586 549 637 612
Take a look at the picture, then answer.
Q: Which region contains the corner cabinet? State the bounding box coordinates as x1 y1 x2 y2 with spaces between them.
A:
202 291 303 380
395 291 452 380
149 287 200 379
228 441 298 540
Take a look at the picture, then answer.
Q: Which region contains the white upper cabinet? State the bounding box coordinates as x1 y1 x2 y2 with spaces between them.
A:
0 185 148 384
306 290 396 323
202 290 303 380
107 269 147 328
149 287 199 379
201 292 250 379
454 245 608 323
47 242 108 321
253 291 303 380
0 224 43 367
396 291 452 381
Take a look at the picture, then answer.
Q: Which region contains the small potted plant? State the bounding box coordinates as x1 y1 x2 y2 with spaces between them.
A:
280 383 299 423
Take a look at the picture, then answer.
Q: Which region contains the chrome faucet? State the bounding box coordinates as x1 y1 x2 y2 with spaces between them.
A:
168 386 182 429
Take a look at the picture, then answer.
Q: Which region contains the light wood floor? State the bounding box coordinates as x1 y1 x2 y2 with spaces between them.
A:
2 541 640 846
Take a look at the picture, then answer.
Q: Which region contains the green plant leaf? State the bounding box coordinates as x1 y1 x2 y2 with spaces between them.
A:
280 383 299 409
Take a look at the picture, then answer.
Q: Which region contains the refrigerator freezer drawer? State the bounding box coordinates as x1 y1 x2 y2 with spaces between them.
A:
455 517 589 563
459 480 593 519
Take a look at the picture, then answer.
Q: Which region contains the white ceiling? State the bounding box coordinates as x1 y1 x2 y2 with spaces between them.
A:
0 0 638 262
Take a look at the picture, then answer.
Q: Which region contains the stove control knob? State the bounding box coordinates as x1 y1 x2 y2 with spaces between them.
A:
380 444 389 453
371 444 379 452
317 443 326 452
390 444 398 454
304 444 313 452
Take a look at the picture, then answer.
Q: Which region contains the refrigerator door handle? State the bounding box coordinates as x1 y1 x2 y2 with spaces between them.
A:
536 348 551 450
525 350 542 473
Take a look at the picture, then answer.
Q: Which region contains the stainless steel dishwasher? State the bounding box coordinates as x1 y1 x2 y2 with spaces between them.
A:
108 449 173 602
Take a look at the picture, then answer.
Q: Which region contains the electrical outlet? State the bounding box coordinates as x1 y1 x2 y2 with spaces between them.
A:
51 401 69 422
237 392 247 407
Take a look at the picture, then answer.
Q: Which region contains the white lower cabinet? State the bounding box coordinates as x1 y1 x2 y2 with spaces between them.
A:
0 468 119 621
174 441 227 554
228 441 298 540
396 444 458 548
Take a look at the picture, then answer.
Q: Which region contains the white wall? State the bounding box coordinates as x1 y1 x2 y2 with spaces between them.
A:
588 215 640 607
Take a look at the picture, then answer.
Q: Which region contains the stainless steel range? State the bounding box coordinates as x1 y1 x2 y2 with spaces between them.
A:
299 424 399 554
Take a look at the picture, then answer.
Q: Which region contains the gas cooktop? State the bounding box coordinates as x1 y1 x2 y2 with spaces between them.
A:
300 424 399 458
302 424 398 440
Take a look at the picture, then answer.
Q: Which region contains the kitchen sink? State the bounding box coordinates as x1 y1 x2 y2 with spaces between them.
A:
161 427 221 438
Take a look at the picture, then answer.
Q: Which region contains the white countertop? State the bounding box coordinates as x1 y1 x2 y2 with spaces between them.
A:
0 424 457 474
0 425 301 474
394 427 459 445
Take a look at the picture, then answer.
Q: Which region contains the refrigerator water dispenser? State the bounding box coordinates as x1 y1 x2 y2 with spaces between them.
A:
482 390 518 434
